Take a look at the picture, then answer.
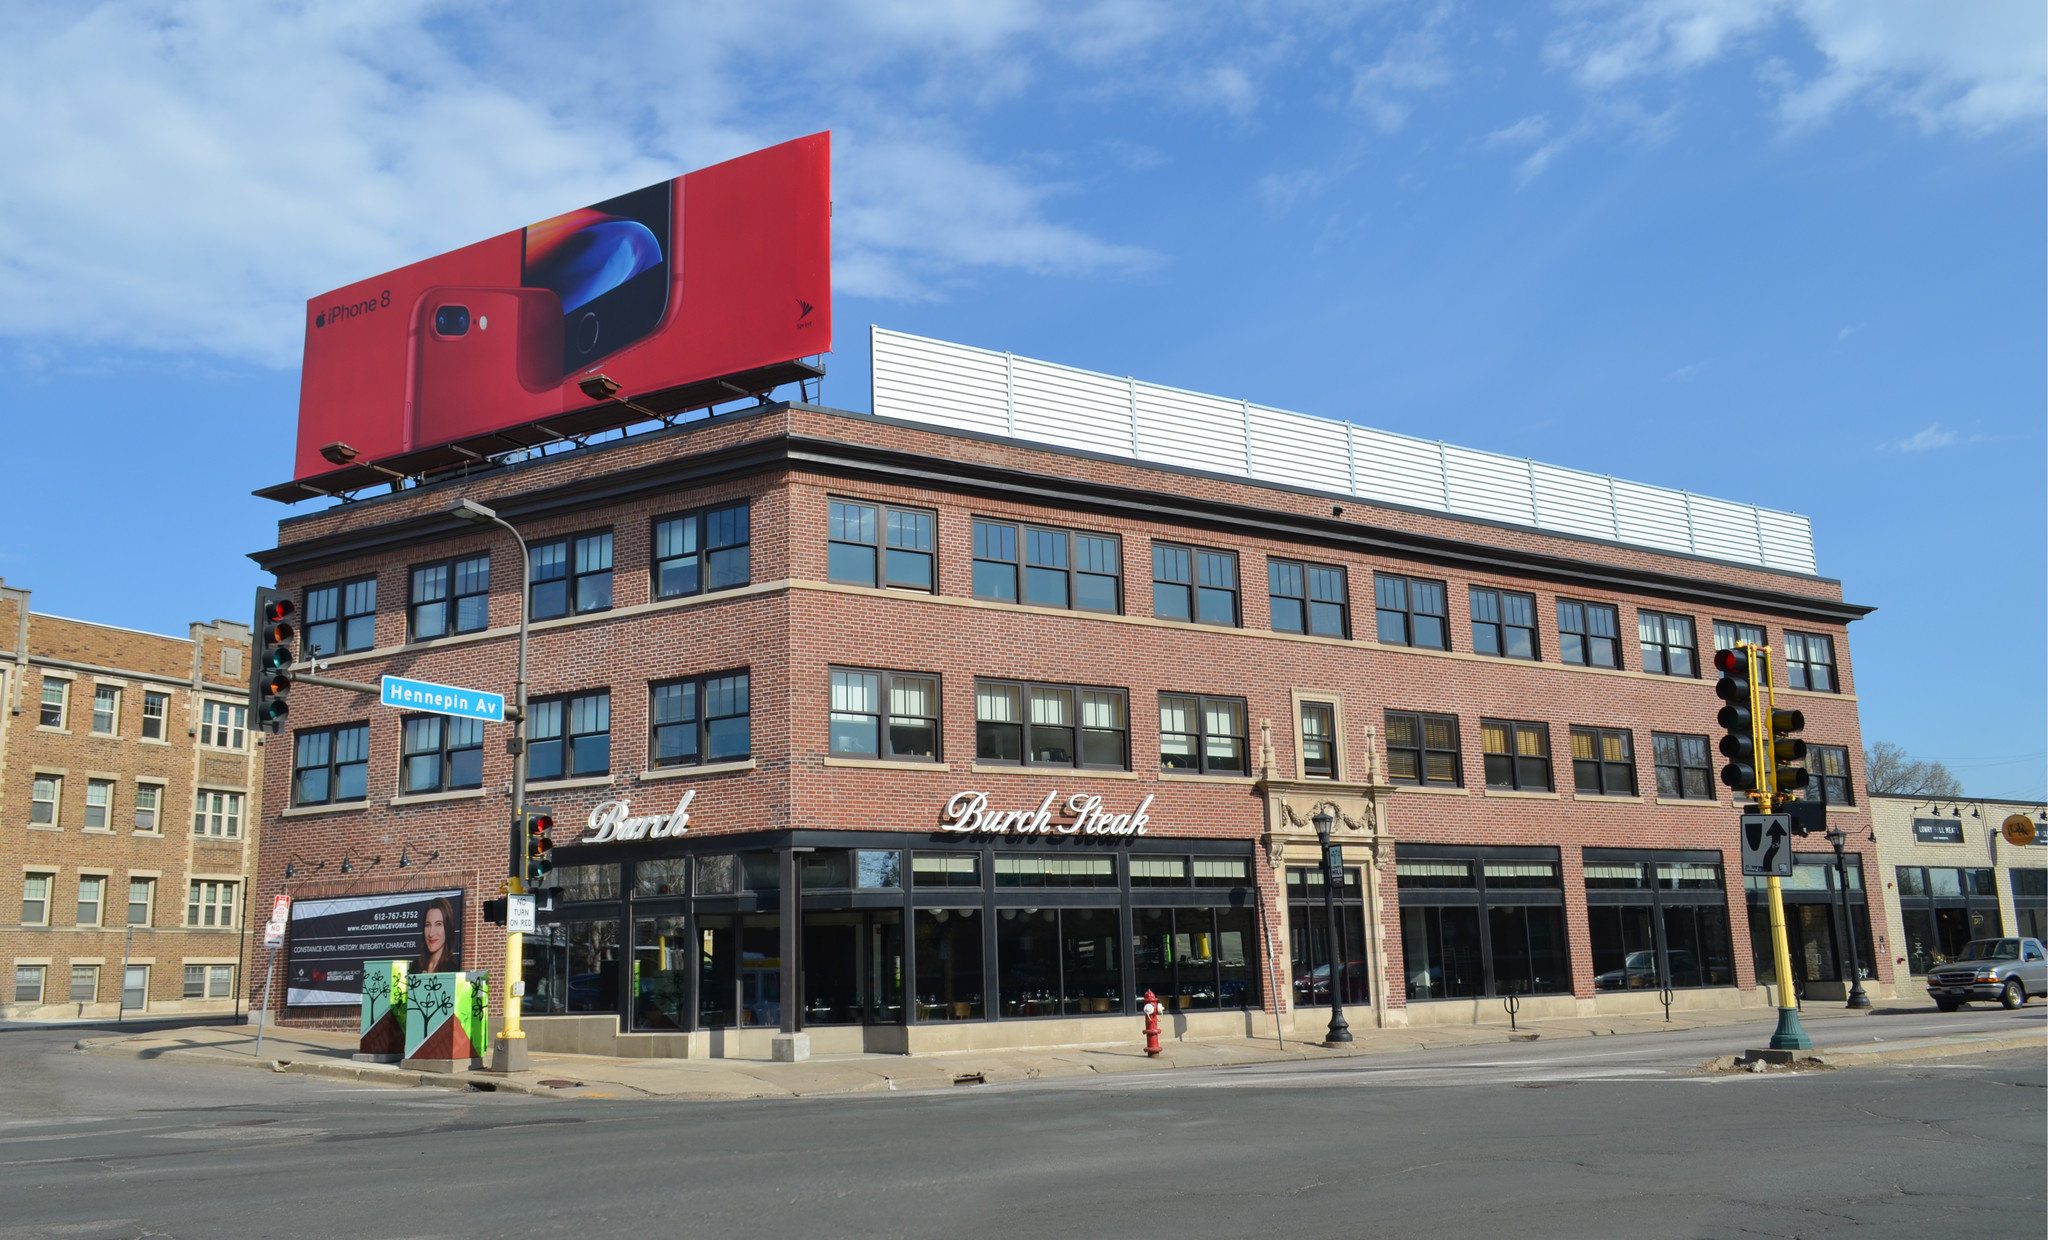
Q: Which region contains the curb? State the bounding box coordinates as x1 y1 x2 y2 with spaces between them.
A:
1812 1031 2046 1067
75 1037 564 1098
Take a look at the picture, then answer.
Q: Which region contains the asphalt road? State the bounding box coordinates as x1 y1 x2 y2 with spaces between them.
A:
1 1006 2041 1240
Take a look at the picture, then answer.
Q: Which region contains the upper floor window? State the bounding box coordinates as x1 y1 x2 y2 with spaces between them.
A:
1270 561 1348 637
1374 574 1447 649
76 876 104 927
305 578 377 656
531 532 613 620
1557 599 1620 668
1482 719 1552 791
829 500 934 590
410 555 490 640
650 672 752 768
292 723 369 806
39 678 67 728
1570 726 1637 797
1385 710 1460 787
975 680 1128 770
1300 702 1338 779
1470 588 1537 660
141 691 169 740
194 791 243 839
128 879 155 927
973 520 1121 613
134 783 162 832
1802 745 1854 806
401 715 484 793
21 873 52 925
199 701 246 750
1713 621 1765 652
1637 611 1699 677
829 669 940 762
84 779 113 830
1159 694 1248 775
187 880 237 928
30 775 60 825
1652 733 1714 801
1153 544 1238 626
530 690 611 780
91 685 120 734
1784 631 1838 693
655 503 750 599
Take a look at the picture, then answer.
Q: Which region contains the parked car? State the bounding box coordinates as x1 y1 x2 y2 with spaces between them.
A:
1593 950 1697 991
1925 938 2048 1011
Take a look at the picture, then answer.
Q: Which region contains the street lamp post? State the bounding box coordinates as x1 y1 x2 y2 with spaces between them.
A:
449 498 532 1072
1825 826 1872 1010
1313 808 1353 1045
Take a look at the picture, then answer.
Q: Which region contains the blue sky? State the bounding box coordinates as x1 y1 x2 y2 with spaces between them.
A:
2 1 2041 797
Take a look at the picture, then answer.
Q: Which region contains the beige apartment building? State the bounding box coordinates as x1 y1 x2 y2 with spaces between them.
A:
1870 792 2048 1000
1 579 262 1020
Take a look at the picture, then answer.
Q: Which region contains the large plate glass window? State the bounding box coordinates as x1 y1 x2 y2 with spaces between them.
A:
1398 848 1569 1000
1570 726 1636 796
1158 694 1247 775
1287 865 1369 1006
829 668 940 762
1751 855 1876 983
1481 719 1551 791
996 907 1122 1017
1469 588 1537 659
1652 732 1714 800
1556 599 1620 668
1585 852 1735 991
530 690 611 780
1637 610 1698 677
1374 574 1447 649
649 672 750 768
1269 560 1348 637
914 908 984 1021
654 502 750 599
975 680 1127 770
291 723 368 805
1133 907 1258 1012
1783 631 1838 692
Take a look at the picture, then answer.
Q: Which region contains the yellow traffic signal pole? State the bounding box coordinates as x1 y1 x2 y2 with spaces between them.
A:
1750 645 1812 1052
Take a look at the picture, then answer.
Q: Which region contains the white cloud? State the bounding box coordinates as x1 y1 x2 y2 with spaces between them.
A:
1890 423 1965 451
1543 0 2046 135
0 0 1167 368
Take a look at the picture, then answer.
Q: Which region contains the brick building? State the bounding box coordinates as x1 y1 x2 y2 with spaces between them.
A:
2 580 261 1019
250 360 1877 1056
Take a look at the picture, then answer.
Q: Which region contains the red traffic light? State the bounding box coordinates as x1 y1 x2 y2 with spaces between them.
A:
262 598 295 624
1712 647 1745 676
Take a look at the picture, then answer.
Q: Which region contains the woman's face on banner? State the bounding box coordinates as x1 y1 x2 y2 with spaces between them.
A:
423 906 446 955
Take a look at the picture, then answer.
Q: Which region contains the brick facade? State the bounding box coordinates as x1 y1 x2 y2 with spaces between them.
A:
1 581 262 1019
250 402 1879 1048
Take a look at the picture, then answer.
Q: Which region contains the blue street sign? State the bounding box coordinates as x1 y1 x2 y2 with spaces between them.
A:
380 675 506 722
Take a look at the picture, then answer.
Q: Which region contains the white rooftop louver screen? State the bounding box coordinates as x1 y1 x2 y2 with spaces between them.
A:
868 326 1818 575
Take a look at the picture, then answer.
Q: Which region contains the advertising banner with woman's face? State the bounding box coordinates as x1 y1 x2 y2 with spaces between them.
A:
285 889 465 1006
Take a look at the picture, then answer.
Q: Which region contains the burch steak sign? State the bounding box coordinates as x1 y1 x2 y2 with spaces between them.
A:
940 790 1156 836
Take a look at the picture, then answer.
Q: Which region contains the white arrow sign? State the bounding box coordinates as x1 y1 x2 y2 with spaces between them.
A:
1740 814 1793 877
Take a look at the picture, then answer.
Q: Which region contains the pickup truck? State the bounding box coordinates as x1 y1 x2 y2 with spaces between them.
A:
1925 937 2048 1011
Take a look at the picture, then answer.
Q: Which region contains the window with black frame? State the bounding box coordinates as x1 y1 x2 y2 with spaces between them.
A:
1158 694 1247 775
530 532 613 620
1584 853 1734 991
1892 865 2000 974
1384 710 1460 787
1799 745 1854 805
1652 732 1715 801
1269 560 1348 637
975 679 1127 769
829 668 939 762
1470 588 1537 660
1374 574 1447 649
1712 620 1765 652
2011 869 2047 941
1153 543 1237 626
409 555 489 640
400 715 484 793
996 906 1122 1017
1746 856 1874 986
973 519 1121 612
1287 865 1370 1007
1300 701 1338 779
1398 848 1570 1000
304 577 377 656
1783 631 1838 692
1133 905 1258 1012
1570 726 1637 796
529 690 610 780
829 499 934 590
1556 599 1621 668
1481 719 1551 791
653 503 750 599
292 723 368 805
1637 610 1699 677
648 672 750 768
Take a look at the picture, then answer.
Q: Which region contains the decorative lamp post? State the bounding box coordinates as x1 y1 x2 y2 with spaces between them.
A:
449 498 533 1071
1313 807 1353 1045
1825 826 1872 1009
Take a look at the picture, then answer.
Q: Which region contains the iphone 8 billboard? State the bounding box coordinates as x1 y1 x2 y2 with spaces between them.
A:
291 132 830 485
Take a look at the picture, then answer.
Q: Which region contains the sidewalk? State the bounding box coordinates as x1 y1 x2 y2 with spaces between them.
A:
73 998 2035 1102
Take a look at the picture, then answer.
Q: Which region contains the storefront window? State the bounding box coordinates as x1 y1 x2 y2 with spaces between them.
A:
914 908 983 1020
526 919 619 1014
1397 848 1570 1000
634 858 688 897
552 864 620 904
994 907 1121 1016
1136 907 1256 1011
1748 855 1874 983
993 855 1116 888
1587 852 1734 991
802 910 903 1024
1894 864 2002 974
913 853 980 888
1289 866 1370 1007
697 913 736 1027
632 916 690 1030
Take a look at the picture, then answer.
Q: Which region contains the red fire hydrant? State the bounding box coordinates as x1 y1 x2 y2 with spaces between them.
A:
1142 989 1163 1058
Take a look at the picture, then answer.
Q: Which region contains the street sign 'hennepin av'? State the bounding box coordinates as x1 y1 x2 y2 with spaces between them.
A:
380 675 505 722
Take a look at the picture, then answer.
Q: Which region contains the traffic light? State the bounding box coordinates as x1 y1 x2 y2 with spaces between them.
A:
1769 706 1809 797
250 586 295 733
1713 647 1757 794
525 812 555 882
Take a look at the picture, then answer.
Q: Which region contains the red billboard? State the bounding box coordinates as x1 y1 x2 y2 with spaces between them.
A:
270 132 830 498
